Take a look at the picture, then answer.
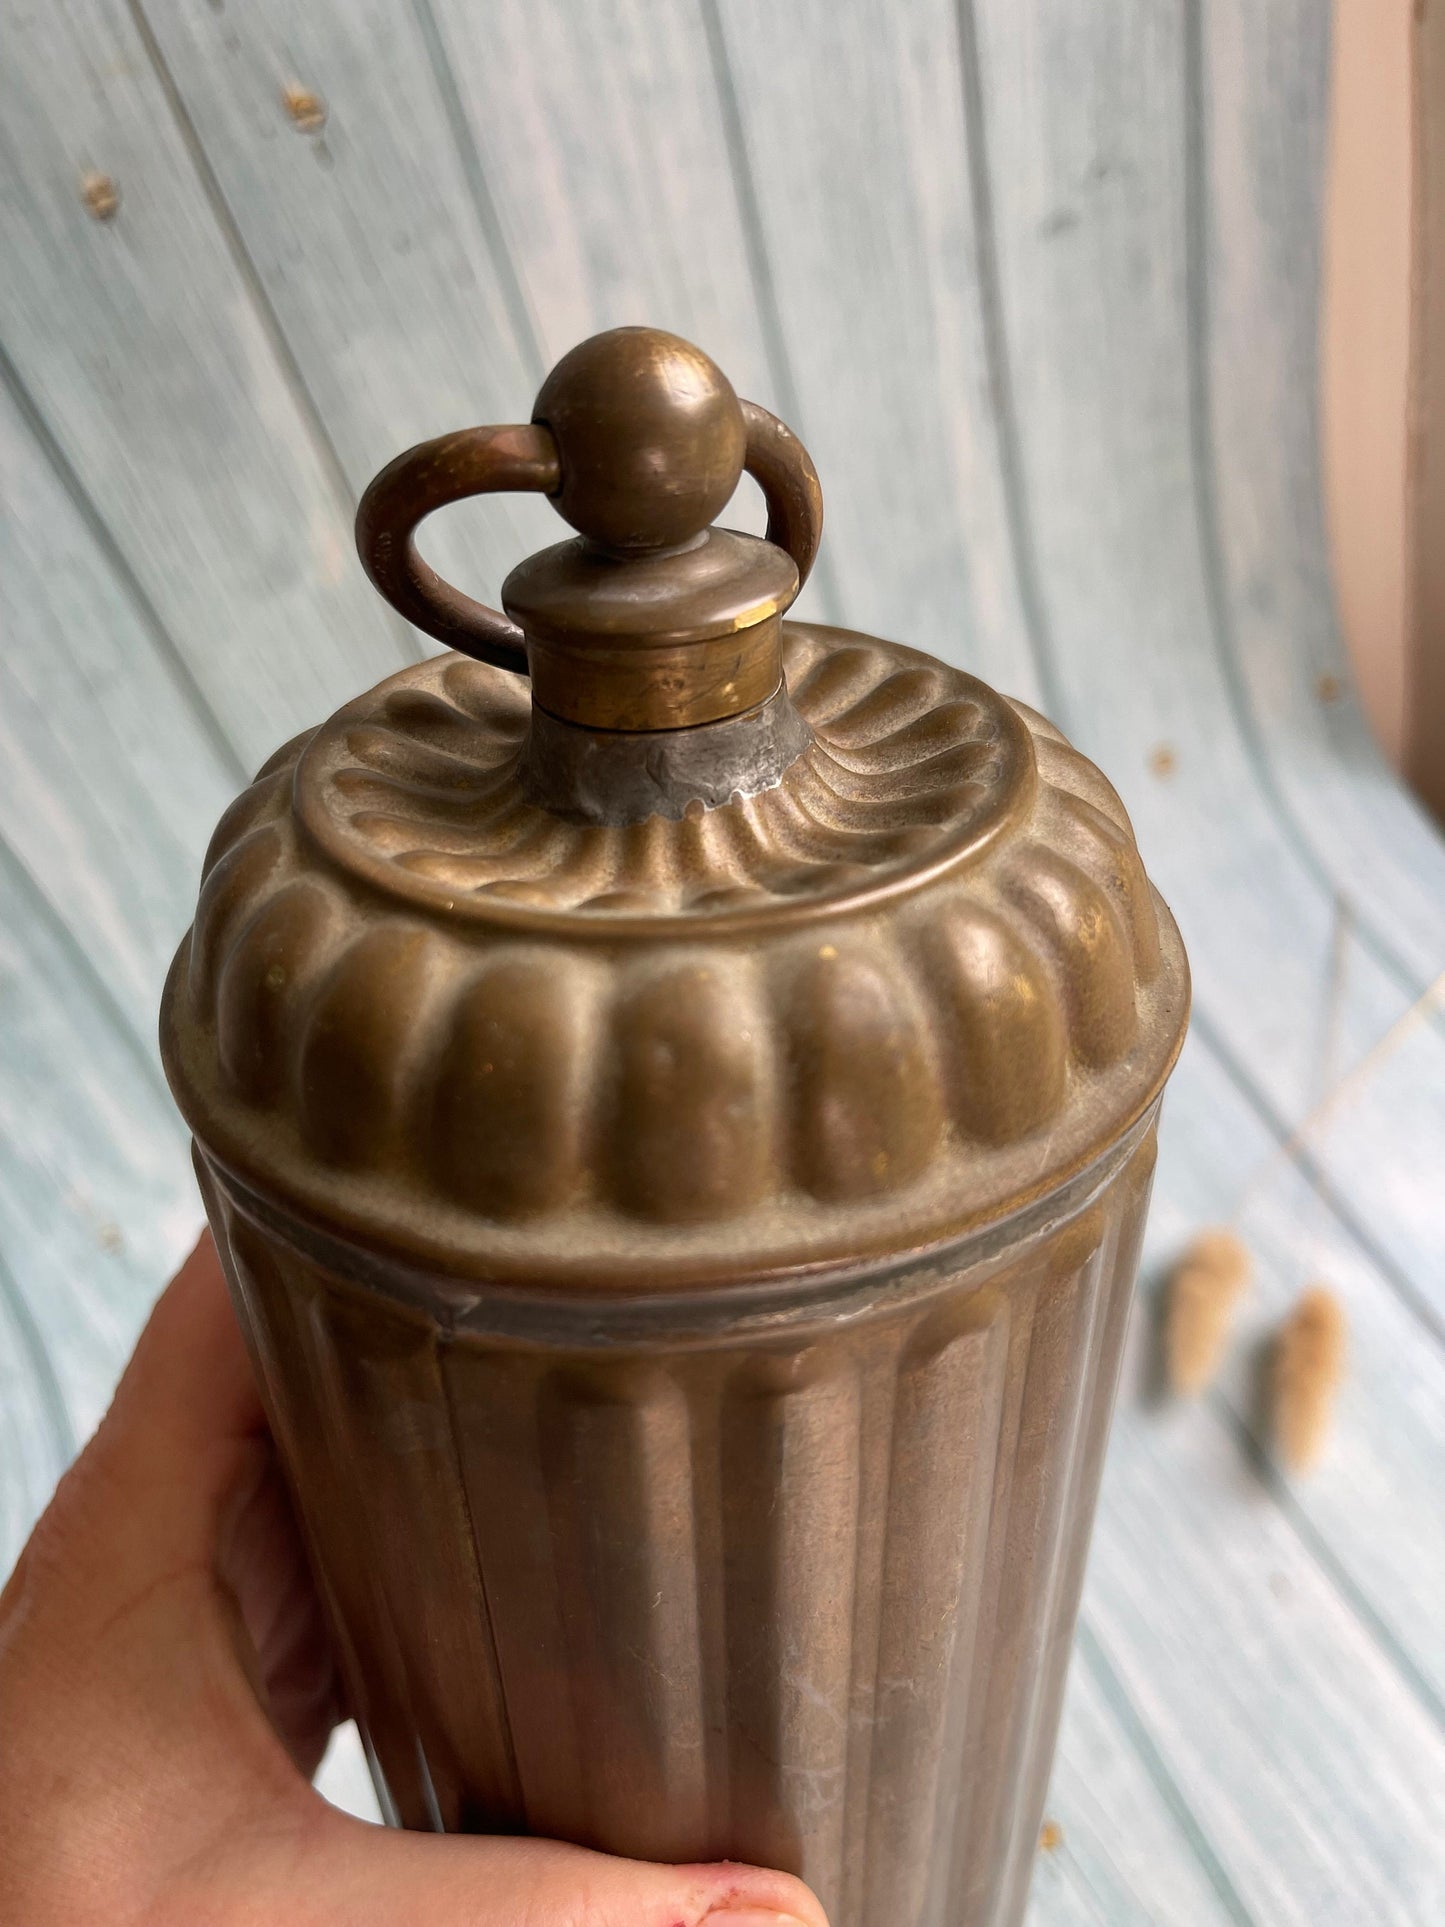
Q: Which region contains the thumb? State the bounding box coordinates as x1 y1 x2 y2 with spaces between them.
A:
23 1228 269 1601
296 1815 830 1927
0 1237 314 1863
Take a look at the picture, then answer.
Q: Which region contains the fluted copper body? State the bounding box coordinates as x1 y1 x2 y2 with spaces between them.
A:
200 1114 1156 1927
162 330 1189 1927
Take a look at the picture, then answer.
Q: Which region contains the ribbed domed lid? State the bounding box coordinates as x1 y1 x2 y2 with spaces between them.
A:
160 330 1188 1290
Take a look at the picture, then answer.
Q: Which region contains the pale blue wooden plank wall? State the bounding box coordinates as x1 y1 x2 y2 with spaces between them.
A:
2 2 1442 1921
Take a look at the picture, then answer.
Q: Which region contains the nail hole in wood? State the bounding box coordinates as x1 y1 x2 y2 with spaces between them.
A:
80 172 120 221
282 84 327 134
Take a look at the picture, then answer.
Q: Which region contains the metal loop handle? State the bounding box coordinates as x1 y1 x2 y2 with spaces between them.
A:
355 404 822 671
355 423 560 673
738 400 824 592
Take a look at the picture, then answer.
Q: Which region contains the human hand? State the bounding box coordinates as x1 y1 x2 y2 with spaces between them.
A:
0 1233 827 1927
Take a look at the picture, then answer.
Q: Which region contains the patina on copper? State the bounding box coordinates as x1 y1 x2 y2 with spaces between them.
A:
162 326 1190 1927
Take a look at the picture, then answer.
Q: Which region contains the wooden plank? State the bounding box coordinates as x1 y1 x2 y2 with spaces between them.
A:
963 0 1445 1331
725 0 1445 1378
414 0 809 588
1054 1027 1445 1921
1303 1014 1445 1314
941 18 1445 1912
1086 1388 1445 1924
969 0 1336 1096
423 0 776 389
701 0 1042 700
1042 1036 1445 1925
1200 0 1445 977
0 374 241 1040
1150 1038 1445 1711
974 0 1348 1094
0 0 407 774
1191 921 1445 1340
138 0 853 622
1029 1651 1243 1927
134 0 552 620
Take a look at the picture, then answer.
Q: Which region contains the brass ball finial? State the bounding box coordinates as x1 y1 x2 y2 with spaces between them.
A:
532 326 747 552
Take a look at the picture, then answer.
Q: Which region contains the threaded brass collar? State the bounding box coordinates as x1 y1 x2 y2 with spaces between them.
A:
504 528 798 731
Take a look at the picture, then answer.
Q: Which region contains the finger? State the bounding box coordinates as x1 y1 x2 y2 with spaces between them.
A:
293 1816 830 1927
26 1231 264 1585
109 1227 265 1454
214 1444 340 1775
28 1227 336 1764
0 1234 307 1914
106 1230 338 1765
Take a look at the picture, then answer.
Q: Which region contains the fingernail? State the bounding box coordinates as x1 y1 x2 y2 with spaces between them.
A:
705 1912 816 1927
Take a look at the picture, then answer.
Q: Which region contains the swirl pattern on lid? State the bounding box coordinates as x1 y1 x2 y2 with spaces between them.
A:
292 628 1032 924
